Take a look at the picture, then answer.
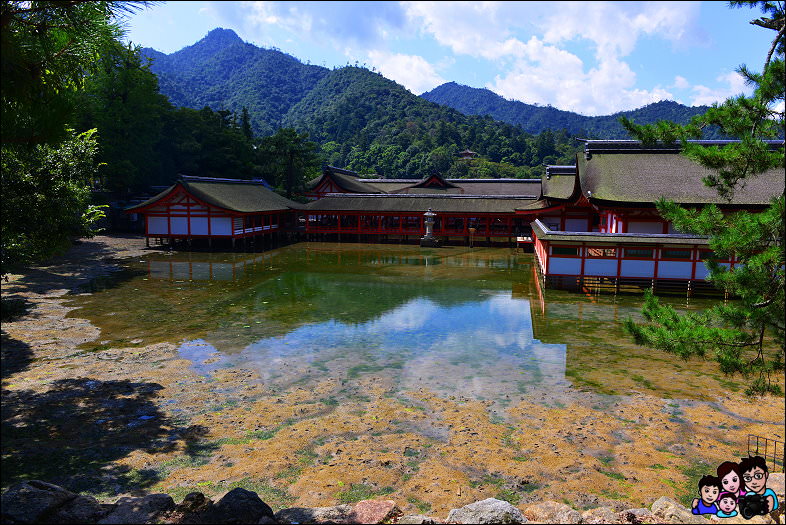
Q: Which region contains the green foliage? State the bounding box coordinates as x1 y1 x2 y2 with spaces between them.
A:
283 66 580 178
75 39 170 191
1 1 145 271
73 42 278 192
144 33 582 179
257 128 321 199
1 130 106 272
622 1 785 395
141 28 329 136
1 1 143 146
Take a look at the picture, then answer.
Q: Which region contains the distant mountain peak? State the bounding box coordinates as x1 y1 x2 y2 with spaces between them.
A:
196 27 243 48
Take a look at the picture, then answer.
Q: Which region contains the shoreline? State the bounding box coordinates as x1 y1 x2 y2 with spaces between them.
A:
2 234 784 518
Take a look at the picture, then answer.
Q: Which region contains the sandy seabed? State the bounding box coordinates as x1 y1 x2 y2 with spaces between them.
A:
2 234 784 516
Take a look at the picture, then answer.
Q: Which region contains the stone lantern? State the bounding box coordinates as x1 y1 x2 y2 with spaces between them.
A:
420 208 441 248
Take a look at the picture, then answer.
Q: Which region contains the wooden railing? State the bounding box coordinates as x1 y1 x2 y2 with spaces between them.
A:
748 434 785 473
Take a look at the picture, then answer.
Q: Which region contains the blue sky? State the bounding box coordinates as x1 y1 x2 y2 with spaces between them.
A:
121 1 776 116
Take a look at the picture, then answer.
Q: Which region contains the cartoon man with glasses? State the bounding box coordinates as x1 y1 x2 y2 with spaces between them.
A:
739 456 778 517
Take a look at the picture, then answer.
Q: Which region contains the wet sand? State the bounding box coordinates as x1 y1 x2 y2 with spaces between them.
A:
2 235 784 516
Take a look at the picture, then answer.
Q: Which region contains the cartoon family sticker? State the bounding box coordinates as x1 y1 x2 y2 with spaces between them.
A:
691 456 779 519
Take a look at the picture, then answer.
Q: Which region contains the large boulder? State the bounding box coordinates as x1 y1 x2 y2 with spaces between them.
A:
207 488 274 524
582 506 622 524
275 504 354 524
523 500 580 523
349 500 399 523
50 495 111 524
618 507 658 524
98 493 175 524
274 499 398 524
159 492 214 524
397 515 437 524
768 473 785 499
447 498 527 524
650 496 709 524
0 480 78 524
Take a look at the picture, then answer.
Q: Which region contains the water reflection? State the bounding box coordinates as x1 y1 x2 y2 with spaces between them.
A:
179 293 567 400
67 243 735 400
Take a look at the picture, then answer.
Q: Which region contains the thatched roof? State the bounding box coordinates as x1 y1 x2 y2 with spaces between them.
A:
577 140 784 206
127 178 303 213
306 166 384 194
305 194 539 214
542 166 579 201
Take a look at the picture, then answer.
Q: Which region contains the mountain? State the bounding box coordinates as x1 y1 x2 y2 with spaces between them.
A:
138 28 720 179
141 28 329 135
143 29 712 142
420 82 713 138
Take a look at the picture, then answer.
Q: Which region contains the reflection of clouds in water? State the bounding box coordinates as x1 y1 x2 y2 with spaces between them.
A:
486 293 531 320
369 298 438 332
178 292 567 396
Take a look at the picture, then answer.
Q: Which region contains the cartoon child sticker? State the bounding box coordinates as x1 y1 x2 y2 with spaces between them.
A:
739 456 779 516
716 492 738 518
692 475 722 515
717 461 746 497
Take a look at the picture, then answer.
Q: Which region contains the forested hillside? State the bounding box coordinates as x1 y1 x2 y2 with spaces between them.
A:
282 66 580 178
144 29 583 179
421 82 716 138
142 28 329 136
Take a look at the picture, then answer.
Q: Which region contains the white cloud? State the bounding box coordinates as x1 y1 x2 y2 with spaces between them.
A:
672 75 691 89
367 50 446 94
403 1 697 114
541 1 698 58
490 45 674 115
230 1 408 51
689 71 750 106
403 1 521 60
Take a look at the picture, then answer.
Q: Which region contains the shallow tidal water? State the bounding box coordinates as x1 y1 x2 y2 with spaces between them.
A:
72 242 742 401
53 242 784 512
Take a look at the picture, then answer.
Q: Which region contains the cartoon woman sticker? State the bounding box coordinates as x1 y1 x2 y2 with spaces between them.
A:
717 461 745 497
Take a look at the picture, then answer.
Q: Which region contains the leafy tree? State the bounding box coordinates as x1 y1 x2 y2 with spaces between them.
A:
75 38 170 192
258 128 321 199
1 130 105 270
621 1 785 395
1 1 145 272
1 1 142 146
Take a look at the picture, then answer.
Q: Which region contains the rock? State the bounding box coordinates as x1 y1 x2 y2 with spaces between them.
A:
350 499 400 523
769 473 785 498
275 504 354 524
50 495 111 524
0 480 77 524
179 492 209 512
523 500 580 523
582 506 621 524
397 515 436 524
618 507 657 524
160 492 214 524
98 493 175 524
651 496 709 524
208 488 274 524
257 517 278 524
447 498 527 524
